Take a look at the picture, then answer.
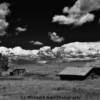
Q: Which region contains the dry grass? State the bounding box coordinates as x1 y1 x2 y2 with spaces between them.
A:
0 60 99 100
0 79 100 100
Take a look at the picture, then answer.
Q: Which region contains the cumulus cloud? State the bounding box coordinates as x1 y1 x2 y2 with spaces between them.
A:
0 31 6 36
38 46 55 58
31 50 39 56
76 13 95 25
16 27 27 32
0 42 99 56
52 15 75 25
48 32 64 43
1 41 100 62
34 41 43 45
61 42 100 56
15 27 27 35
52 0 99 26
12 46 30 56
29 40 43 46
53 13 95 26
0 2 10 17
0 2 10 36
51 41 100 62
39 46 51 51
63 7 69 14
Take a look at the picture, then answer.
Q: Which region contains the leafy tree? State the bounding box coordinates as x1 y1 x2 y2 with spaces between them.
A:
0 53 9 72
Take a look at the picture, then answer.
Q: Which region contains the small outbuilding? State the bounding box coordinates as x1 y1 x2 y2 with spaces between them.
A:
58 67 94 80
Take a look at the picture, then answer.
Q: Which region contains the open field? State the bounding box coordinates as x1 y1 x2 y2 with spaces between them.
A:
0 60 99 100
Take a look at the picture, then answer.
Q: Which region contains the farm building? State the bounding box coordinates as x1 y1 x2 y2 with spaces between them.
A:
58 66 100 80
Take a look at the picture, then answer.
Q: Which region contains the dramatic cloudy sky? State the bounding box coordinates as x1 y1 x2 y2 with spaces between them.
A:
0 0 100 49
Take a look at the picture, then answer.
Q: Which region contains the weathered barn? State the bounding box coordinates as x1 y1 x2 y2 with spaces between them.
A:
58 67 97 80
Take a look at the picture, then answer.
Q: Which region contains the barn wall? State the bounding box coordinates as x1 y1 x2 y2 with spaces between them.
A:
59 75 86 80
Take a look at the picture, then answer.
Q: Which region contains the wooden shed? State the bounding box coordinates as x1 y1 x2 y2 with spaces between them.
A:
58 67 94 80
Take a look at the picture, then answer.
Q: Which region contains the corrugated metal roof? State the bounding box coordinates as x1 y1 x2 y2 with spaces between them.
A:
59 67 93 76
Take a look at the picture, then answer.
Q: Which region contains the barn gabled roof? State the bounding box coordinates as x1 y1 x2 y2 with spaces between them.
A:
59 67 93 76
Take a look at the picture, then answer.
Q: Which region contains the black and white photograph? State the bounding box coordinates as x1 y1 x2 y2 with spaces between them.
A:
0 0 100 100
